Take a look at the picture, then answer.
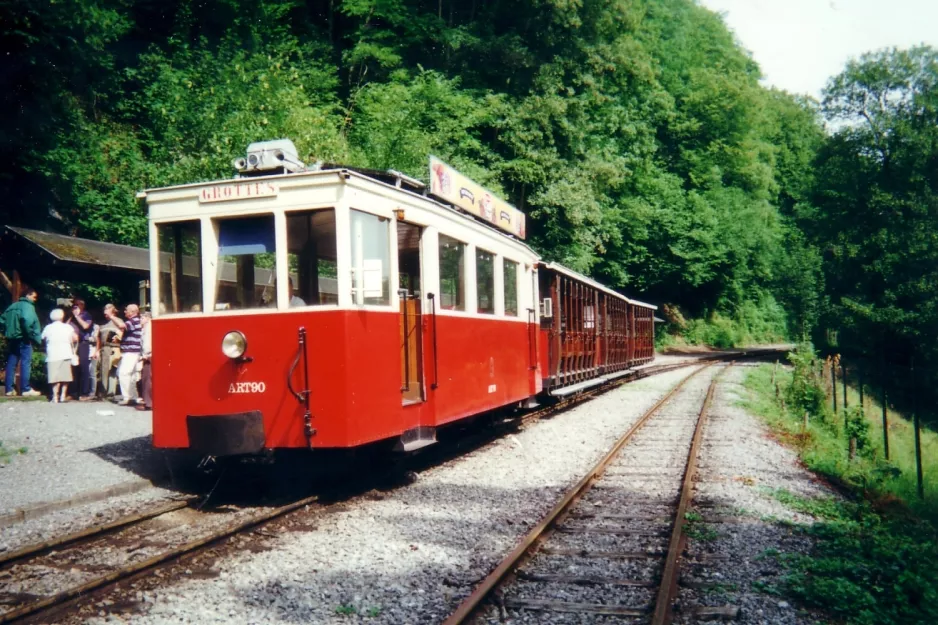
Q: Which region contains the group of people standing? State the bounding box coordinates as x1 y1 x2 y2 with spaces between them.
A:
1 289 152 409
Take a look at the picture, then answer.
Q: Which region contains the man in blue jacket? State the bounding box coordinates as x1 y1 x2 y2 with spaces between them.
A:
1 288 43 397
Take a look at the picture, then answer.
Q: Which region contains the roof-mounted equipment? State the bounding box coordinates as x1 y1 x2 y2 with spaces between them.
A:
387 169 426 191
232 139 306 176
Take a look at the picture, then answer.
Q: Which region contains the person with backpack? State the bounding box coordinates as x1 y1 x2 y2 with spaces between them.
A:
1 288 43 397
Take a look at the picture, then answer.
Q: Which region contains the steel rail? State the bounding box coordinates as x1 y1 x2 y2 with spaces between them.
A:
0 495 319 624
651 367 724 625
0 498 192 568
518 361 687 426
441 363 714 625
2 351 773 624
520 346 784 427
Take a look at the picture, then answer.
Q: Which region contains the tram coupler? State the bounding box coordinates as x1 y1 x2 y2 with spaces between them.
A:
197 455 218 473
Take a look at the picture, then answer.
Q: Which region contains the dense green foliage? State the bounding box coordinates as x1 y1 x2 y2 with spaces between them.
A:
799 47 938 418
3 1 937 402
1 0 822 336
772 490 938 625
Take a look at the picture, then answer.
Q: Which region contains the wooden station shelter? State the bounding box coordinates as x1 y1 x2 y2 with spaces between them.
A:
0 226 151 306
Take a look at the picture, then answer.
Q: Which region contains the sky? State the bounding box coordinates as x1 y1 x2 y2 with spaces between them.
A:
697 0 938 99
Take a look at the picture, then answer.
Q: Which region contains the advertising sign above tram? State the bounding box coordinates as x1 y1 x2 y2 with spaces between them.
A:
428 156 525 239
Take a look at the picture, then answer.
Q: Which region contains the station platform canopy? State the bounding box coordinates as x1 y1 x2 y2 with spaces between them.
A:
0 225 150 302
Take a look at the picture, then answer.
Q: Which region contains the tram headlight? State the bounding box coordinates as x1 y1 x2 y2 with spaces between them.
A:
222 331 247 359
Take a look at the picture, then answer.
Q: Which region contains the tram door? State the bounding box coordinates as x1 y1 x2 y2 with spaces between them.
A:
398 222 424 404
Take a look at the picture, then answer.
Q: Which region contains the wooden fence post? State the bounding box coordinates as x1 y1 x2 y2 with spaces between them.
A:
914 411 924 498
912 357 924 499
801 411 809 452
842 361 848 415
858 368 864 411
832 356 838 414
882 386 889 461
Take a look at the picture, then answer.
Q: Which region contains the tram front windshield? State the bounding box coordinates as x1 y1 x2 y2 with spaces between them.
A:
157 209 339 314
215 215 276 310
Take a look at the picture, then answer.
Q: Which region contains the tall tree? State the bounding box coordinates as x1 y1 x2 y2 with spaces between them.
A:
808 46 938 410
0 0 131 231
0 0 830 346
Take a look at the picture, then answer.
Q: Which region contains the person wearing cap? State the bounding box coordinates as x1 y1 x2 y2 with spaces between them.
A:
42 308 77 403
0 288 42 397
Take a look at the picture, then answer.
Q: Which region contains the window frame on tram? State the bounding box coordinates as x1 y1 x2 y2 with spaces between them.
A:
283 207 339 308
476 247 496 315
348 207 394 308
211 213 278 311
148 171 541 322
154 219 204 316
438 234 467 312
153 206 345 317
503 258 519 317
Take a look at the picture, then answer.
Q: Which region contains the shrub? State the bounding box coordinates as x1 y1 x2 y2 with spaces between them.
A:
845 405 873 456
785 343 829 422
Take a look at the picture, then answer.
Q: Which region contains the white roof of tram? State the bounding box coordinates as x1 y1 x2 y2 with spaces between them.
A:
142 167 657 312
142 167 540 257
540 262 657 311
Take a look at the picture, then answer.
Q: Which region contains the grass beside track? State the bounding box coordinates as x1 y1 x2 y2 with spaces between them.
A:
740 360 938 625
0 440 28 464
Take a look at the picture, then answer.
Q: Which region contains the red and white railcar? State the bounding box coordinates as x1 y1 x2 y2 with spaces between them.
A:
143 141 655 459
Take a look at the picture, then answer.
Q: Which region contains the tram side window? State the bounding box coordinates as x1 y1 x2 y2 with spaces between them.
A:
286 209 337 306
504 259 518 316
157 221 202 314
214 214 276 310
439 235 465 311
349 209 390 306
477 249 495 314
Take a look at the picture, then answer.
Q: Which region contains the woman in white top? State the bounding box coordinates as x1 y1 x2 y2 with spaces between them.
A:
42 308 77 403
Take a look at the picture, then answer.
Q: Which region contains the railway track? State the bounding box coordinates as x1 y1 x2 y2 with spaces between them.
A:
0 351 775 624
0 496 318 623
520 347 782 428
443 363 730 624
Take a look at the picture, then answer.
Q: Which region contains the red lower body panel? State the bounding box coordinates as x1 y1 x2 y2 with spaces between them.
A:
152 310 536 451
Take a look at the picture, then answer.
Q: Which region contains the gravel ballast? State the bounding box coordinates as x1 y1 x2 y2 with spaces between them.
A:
1 351 833 625
677 364 835 625
73 367 700 624
0 401 163 513
0 401 176 553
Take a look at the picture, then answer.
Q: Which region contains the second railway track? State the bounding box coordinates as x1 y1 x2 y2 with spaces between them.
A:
445 363 730 625
0 495 318 623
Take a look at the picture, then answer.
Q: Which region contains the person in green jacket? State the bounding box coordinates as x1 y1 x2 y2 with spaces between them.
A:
1 288 43 397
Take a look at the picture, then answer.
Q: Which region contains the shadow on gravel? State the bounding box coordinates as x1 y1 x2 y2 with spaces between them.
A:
80 406 533 507
193 478 687 623
85 435 171 485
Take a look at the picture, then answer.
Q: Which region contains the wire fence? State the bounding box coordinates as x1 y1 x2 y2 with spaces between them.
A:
818 353 934 500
